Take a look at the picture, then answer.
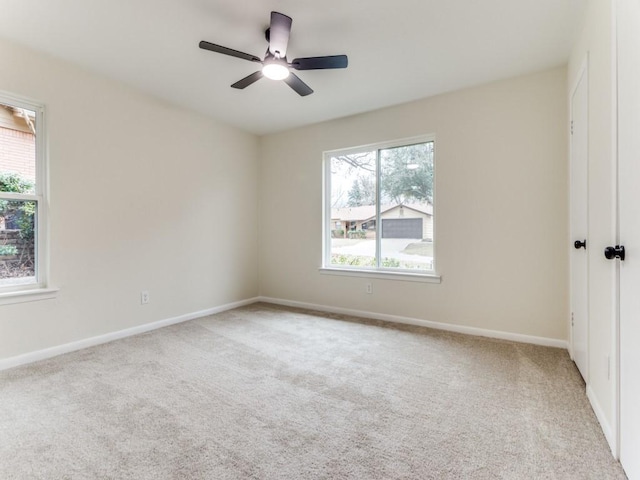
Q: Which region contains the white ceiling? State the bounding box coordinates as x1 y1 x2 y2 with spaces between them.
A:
0 0 586 135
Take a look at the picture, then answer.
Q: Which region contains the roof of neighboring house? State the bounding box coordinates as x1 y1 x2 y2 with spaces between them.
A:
332 205 376 221
0 105 36 134
332 203 433 221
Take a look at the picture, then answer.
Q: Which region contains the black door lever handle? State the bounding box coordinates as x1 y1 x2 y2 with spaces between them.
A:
604 245 625 261
574 240 586 249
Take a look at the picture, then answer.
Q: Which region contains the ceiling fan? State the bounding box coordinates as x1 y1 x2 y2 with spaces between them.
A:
199 11 348 96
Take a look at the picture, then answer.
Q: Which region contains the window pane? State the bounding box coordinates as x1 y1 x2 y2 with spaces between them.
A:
379 142 434 270
0 199 36 286
0 103 36 194
329 152 377 268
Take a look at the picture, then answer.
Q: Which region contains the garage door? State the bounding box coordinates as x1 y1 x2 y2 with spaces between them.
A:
381 218 422 239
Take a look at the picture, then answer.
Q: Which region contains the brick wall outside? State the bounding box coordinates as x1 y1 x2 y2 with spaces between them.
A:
0 126 36 182
0 229 34 276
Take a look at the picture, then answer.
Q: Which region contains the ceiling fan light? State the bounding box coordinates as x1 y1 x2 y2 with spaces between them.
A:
262 62 290 80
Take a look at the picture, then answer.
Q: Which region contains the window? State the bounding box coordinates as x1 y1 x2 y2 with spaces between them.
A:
323 136 435 275
0 93 47 294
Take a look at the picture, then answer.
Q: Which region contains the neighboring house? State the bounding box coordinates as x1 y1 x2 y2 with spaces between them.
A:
0 105 36 183
0 105 36 231
331 203 433 240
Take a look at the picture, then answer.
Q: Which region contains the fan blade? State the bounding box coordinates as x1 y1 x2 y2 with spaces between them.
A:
291 55 348 70
231 71 264 89
283 73 313 96
199 41 261 63
269 12 292 57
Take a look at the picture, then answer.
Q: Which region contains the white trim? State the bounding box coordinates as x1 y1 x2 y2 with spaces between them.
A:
0 292 569 371
323 134 437 157
587 385 617 456
258 296 568 349
0 192 38 202
0 287 58 306
612 0 621 461
319 267 441 283
322 134 437 275
322 156 331 268
0 90 49 294
0 296 260 371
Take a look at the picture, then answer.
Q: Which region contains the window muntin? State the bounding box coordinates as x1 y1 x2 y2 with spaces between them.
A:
324 136 435 274
0 94 46 292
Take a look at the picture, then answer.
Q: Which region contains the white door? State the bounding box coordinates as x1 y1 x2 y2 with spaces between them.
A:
618 0 640 478
570 64 589 382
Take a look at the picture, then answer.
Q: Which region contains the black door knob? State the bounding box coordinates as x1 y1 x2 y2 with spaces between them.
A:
574 240 586 249
604 245 625 261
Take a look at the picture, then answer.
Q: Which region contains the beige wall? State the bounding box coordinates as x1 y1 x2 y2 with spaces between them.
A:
259 67 569 340
0 39 259 359
568 0 617 447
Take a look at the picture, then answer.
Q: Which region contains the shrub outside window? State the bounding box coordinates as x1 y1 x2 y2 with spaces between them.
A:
0 93 47 293
323 135 435 274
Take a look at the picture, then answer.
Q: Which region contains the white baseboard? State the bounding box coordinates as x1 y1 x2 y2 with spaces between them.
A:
586 385 617 456
257 296 569 349
0 297 260 372
1 295 569 372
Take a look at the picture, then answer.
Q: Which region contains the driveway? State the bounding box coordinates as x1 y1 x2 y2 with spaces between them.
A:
331 238 433 265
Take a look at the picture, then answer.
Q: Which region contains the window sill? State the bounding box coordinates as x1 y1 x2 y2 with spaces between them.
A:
319 267 441 283
0 287 59 306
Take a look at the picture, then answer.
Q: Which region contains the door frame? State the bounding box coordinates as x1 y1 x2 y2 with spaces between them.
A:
613 0 620 461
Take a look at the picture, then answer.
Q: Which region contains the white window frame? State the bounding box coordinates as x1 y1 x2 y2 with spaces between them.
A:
0 91 55 304
321 134 440 283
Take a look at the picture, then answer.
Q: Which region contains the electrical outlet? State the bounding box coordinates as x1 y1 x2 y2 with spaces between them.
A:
141 290 150 305
366 282 373 294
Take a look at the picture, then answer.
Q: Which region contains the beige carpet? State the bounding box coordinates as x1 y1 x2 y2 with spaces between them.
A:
0 303 627 479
